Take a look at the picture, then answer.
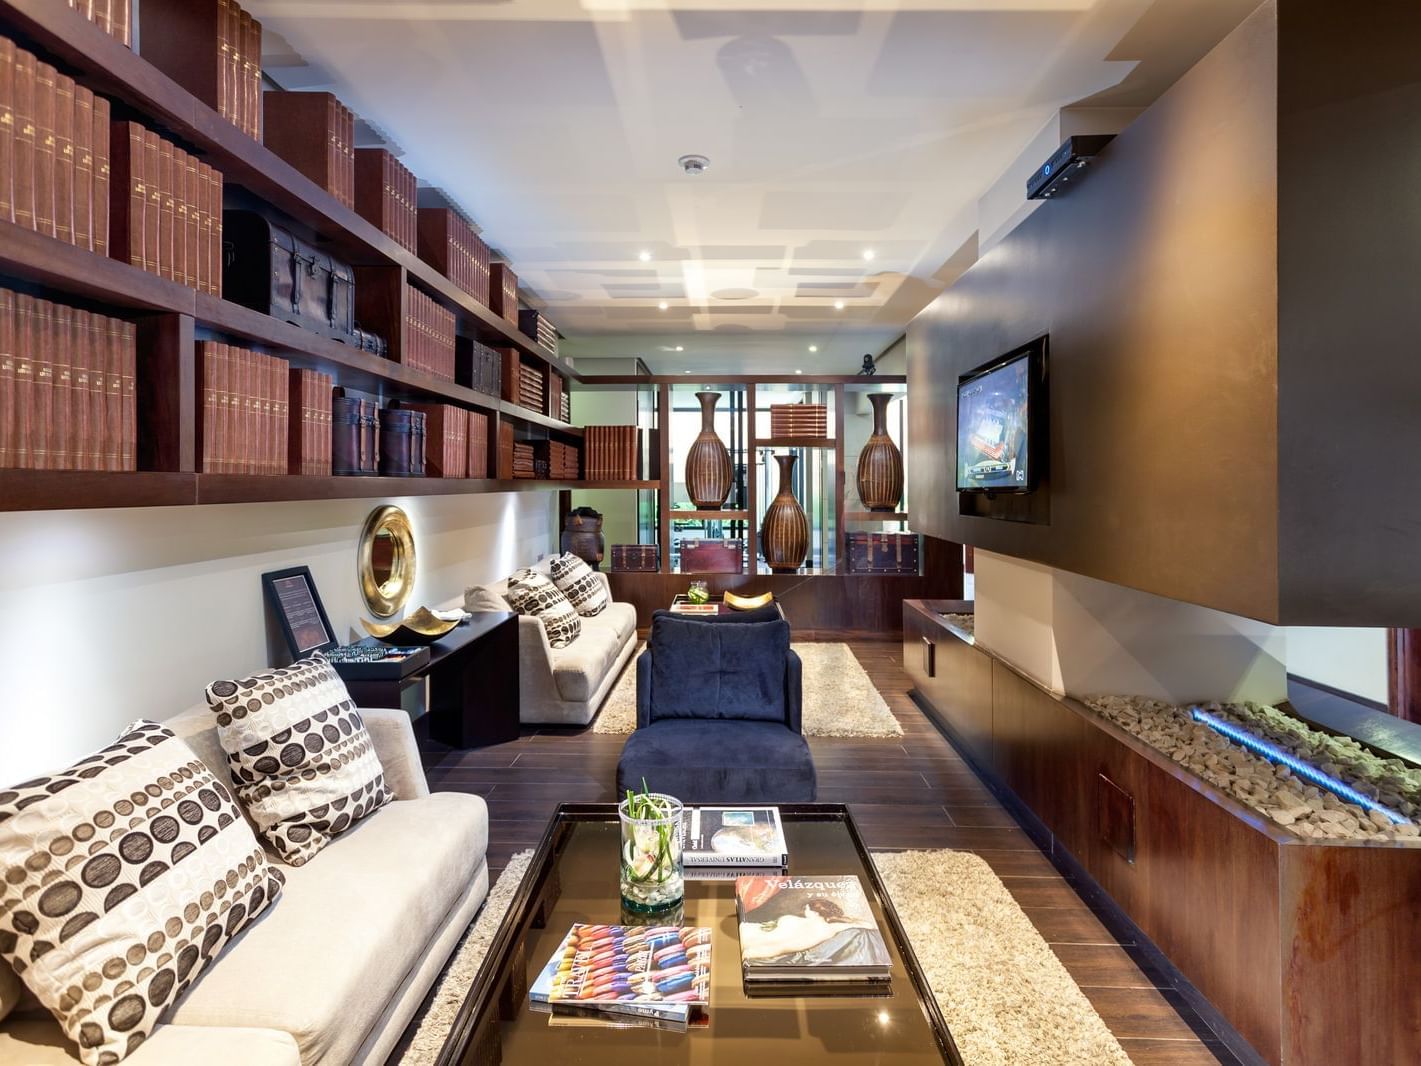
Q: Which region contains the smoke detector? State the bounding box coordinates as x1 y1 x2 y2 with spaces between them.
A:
677 154 710 176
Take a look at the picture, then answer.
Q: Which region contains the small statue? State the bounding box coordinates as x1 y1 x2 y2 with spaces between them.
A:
858 354 876 376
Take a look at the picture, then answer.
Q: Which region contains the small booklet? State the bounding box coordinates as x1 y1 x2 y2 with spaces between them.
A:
735 874 892 985
682 806 788 867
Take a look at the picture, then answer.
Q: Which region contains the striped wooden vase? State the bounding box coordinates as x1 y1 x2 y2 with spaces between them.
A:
685 391 733 509
857 393 903 512
761 453 809 573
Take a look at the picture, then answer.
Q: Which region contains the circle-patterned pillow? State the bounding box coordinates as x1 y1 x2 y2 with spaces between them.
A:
549 553 609 617
505 568 582 647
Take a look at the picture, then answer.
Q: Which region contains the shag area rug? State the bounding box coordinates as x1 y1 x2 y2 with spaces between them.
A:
874 850 1131 1066
397 848 1128 1066
591 641 903 738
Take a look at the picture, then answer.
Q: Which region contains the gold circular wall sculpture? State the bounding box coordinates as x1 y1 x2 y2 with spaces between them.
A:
358 505 417 618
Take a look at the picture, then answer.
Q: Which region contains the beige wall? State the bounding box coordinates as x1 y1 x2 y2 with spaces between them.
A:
0 492 555 784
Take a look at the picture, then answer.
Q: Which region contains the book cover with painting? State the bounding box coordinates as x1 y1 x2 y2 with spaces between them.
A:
734 874 891 982
682 806 788 867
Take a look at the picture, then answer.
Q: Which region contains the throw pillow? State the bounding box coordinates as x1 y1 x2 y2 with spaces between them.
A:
0 960 19 1022
0 720 284 1066
549 553 609 617
463 584 513 615
203 655 393 866
504 568 582 647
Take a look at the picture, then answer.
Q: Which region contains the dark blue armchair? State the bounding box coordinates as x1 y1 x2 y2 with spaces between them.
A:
614 612 816 803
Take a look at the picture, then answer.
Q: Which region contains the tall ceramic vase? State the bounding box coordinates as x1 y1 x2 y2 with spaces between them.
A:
684 391 733 509
761 454 809 573
857 393 904 512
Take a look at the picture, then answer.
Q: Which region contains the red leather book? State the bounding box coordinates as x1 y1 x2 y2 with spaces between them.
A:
84 311 105 472
230 6 246 133
341 104 354 208
91 0 110 36
248 17 263 141
51 303 73 469
239 347 253 475
103 314 121 471
73 86 93 251
12 48 35 231
117 318 132 470
226 345 241 475
53 74 74 245
173 147 188 287
199 341 217 474
468 409 488 479
31 298 53 469
211 164 224 295
217 342 232 474
265 354 278 474
141 129 160 275
199 162 213 294
157 138 175 281
490 263 518 324
0 288 12 468
109 121 144 269
72 309 90 470
33 61 56 239
263 91 349 203
92 95 109 255
181 152 196 289
0 40 14 226
12 294 34 468
115 0 133 48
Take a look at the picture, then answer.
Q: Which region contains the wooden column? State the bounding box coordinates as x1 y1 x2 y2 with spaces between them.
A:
1387 629 1421 723
136 312 195 472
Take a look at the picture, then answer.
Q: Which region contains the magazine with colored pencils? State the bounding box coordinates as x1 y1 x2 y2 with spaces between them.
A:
735 874 891 983
530 923 711 1025
682 806 788 868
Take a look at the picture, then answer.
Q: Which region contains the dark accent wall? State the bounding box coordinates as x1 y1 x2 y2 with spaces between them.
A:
909 1 1421 625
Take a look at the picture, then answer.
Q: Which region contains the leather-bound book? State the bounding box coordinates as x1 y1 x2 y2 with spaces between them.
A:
490 262 518 325
354 148 395 242
116 318 133 470
468 409 488 479
173 147 188 287
12 294 33 468
263 91 349 204
0 40 13 225
12 47 35 230
0 288 13 468
51 304 73 469
114 0 133 48
157 138 175 281
33 61 56 238
109 121 144 269
92 95 109 255
53 74 74 245
84 311 105 471
73 86 93 251
91 0 111 37
180 152 196 288
72 309 90 470
197 340 216 473
31 298 52 469
141 129 160 275
248 17 263 141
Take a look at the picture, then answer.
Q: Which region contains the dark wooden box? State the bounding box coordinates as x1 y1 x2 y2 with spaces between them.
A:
847 532 919 575
611 544 660 573
680 539 744 574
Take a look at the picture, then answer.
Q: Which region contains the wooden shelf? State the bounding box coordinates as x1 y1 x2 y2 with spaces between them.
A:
195 474 593 505
671 510 751 521
499 404 583 436
0 470 197 511
580 480 662 490
845 511 910 522
755 437 836 449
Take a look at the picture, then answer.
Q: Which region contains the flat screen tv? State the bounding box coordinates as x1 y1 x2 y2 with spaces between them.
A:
956 337 1045 493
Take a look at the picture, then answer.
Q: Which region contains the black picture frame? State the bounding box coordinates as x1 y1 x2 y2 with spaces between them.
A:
261 566 339 660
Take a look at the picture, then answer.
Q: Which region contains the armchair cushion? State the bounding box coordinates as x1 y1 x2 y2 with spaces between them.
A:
647 615 791 723
616 720 816 803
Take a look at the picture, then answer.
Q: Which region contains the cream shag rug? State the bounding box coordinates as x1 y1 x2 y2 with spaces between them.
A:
398 847 1128 1065
396 850 535 1065
591 641 903 738
874 850 1132 1066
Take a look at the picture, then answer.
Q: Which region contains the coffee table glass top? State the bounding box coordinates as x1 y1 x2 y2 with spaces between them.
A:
441 804 959 1065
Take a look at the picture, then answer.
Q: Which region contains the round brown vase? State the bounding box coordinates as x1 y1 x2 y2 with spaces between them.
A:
761 454 809 573
561 508 605 568
684 391 733 509
857 392 904 512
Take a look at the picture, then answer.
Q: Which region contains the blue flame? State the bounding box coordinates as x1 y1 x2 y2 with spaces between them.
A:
1189 707 1407 825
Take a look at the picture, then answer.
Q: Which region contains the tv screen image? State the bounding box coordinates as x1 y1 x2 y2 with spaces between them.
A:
956 350 1033 492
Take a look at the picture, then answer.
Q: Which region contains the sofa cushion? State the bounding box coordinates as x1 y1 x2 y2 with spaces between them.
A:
550 620 627 703
203 655 394 867
648 615 791 722
549 553 608 616
463 584 512 615
595 601 637 646
616 720 816 803
0 721 285 1066
504 569 581 648
168 792 488 1066
0 1018 301 1066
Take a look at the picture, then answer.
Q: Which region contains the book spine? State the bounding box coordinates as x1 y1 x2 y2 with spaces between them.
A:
70 310 88 471
106 316 123 471
174 148 188 288
53 74 74 245
248 17 263 142
33 61 55 239
12 48 34 230
216 0 232 122
12 294 33 468
116 0 132 48
229 4 244 132
31 298 53 469
83 311 102 471
110 120 143 268
158 138 175 281
91 96 109 256
0 288 11 468
141 129 160 275
51 304 72 469
73 86 92 250
0 39 13 226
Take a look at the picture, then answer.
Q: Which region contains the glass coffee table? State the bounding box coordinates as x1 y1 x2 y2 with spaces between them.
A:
435 803 961 1064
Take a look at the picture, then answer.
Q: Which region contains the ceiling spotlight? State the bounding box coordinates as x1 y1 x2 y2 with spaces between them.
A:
677 154 710 176
833 299 846 311
808 345 819 353
658 301 669 311
674 346 684 352
683 369 691 374
862 249 876 261
795 369 804 375
638 250 652 262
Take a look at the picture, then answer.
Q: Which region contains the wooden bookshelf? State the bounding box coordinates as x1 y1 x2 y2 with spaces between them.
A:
754 436 836 449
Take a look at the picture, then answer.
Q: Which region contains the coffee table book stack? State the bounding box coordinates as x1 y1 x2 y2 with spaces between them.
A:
682 805 788 879
735 874 892 992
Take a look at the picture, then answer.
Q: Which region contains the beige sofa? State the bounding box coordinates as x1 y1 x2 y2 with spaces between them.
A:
467 568 637 726
0 705 489 1066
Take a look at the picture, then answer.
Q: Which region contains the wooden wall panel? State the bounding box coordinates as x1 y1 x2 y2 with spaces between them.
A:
903 601 991 765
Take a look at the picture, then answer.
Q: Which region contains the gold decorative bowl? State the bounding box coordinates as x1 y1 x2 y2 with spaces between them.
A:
360 606 461 645
724 590 774 611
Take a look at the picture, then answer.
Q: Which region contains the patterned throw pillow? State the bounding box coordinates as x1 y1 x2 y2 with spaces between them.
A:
549 552 609 617
203 655 393 866
0 721 284 1066
505 568 582 647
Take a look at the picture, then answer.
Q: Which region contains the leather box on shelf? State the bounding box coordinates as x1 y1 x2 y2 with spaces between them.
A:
379 407 427 477
332 393 380 476
680 538 744 574
847 531 920 574
458 338 502 398
611 544 660 573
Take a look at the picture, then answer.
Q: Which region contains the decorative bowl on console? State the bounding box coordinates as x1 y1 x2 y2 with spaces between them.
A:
360 606 461 646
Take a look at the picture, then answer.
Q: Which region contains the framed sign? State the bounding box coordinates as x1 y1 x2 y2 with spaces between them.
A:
262 566 338 659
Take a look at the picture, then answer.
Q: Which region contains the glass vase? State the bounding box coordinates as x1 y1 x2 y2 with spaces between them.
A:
618 792 684 912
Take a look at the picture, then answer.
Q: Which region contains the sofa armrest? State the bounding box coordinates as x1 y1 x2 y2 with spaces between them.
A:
361 707 430 800
518 613 556 670
785 648 804 734
592 570 613 601
636 647 653 729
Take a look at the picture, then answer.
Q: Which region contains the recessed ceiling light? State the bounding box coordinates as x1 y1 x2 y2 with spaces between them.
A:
638 250 652 262
808 345 818 353
677 154 710 176
833 299 846 311
683 369 691 374
862 249 876 261
674 346 684 352
658 301 669 311
795 369 803 375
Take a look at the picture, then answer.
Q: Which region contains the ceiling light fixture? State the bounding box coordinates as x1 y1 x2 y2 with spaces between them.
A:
675 346 684 352
833 299 846 311
658 301 669 311
677 154 710 176
638 250 652 262
795 369 803 375
808 345 819 353
862 249 876 261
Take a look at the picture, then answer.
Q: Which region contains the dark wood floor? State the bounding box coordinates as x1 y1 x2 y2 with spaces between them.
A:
419 639 1240 1066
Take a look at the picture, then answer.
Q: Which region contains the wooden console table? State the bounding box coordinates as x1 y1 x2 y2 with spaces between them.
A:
344 611 520 749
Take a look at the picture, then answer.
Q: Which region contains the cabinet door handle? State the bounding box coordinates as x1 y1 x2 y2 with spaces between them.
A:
922 636 936 678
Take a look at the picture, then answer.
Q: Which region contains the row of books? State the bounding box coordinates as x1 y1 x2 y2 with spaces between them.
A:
403 286 457 382
769 402 828 438
65 0 132 48
289 368 336 477
392 402 489 479
0 289 135 471
511 441 535 479
356 148 418 256
517 358 545 413
215 0 264 140
112 121 225 294
518 308 559 358
263 91 356 211
418 207 491 308
584 425 640 481
0 37 112 254
197 342 290 476
545 440 579 480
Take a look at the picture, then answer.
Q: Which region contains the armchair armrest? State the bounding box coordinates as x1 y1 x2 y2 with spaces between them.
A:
360 706 430 800
785 648 803 734
636 647 654 729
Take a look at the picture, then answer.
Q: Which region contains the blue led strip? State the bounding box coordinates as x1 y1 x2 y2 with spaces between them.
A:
1189 707 1408 825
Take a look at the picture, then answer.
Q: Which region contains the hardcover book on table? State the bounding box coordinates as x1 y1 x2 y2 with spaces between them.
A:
734 874 891 983
683 806 788 867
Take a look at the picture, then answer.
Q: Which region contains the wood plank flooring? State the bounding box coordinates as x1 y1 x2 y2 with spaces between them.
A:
418 639 1241 1065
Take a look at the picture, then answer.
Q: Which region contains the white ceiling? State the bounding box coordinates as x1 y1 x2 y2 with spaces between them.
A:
251 0 1257 373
